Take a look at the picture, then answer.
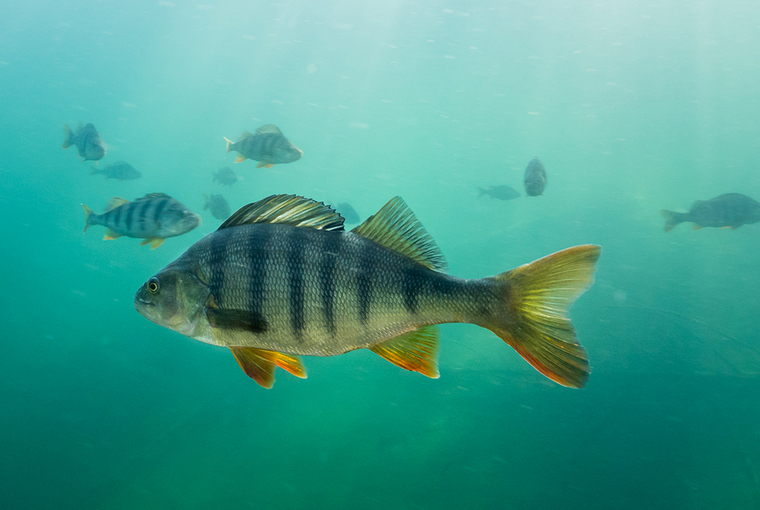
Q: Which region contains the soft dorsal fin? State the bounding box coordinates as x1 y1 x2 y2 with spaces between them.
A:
218 194 345 231
255 124 282 135
352 197 446 272
104 197 129 212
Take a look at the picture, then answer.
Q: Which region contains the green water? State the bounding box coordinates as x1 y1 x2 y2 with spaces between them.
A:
2 1 760 508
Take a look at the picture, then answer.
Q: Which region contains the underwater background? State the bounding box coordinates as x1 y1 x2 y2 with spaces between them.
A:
2 0 760 508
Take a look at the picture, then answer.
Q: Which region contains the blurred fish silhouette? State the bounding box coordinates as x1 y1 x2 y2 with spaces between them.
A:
477 185 520 201
213 167 239 186
90 161 141 181
524 158 546 196
335 202 360 224
63 123 106 162
204 193 232 220
224 124 303 168
661 193 760 232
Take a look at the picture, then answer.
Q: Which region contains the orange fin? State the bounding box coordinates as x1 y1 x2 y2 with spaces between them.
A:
369 325 440 378
256 161 275 168
103 229 122 240
229 347 307 388
150 238 165 249
235 155 246 163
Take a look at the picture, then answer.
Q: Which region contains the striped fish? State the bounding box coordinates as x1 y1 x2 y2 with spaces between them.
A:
63 123 106 162
223 124 303 168
135 194 600 388
82 193 200 249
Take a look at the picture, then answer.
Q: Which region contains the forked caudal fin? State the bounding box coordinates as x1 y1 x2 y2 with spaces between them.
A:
486 245 601 388
660 209 684 233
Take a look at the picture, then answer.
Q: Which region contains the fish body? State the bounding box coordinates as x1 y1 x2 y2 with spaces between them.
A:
63 123 106 161
335 202 360 224
90 161 141 180
477 185 520 201
135 194 600 389
204 193 231 220
661 193 760 232
82 193 200 249
213 167 239 186
524 158 547 196
224 124 303 168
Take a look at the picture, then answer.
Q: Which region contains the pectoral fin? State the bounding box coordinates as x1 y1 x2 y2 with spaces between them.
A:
370 325 440 378
206 306 269 333
229 347 307 388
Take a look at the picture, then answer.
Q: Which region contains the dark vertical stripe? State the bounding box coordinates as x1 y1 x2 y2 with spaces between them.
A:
137 198 153 233
125 201 137 232
319 232 341 336
152 197 168 226
246 225 270 331
287 228 306 339
111 204 124 230
209 228 229 306
402 267 422 315
356 242 374 326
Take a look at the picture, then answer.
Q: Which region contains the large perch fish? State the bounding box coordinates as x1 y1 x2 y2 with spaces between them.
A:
135 194 600 388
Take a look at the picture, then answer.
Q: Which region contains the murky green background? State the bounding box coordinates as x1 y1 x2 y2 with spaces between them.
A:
2 1 759 508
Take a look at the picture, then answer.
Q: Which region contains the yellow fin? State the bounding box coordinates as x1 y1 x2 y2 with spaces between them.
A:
264 163 274 169
219 194 344 232
352 197 446 271
150 238 165 249
370 325 440 378
103 229 122 240
487 245 600 389
692 224 703 230
82 204 93 232
223 136 233 153
235 154 246 163
229 347 306 388
104 197 129 212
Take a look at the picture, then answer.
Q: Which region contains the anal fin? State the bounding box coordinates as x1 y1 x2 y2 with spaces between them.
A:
369 325 440 378
139 237 166 249
235 155 246 163
230 347 307 388
692 224 704 230
103 229 122 240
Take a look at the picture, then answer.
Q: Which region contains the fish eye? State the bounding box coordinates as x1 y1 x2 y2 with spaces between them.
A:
148 277 160 294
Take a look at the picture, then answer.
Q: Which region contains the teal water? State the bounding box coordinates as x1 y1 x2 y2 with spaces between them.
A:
2 1 760 508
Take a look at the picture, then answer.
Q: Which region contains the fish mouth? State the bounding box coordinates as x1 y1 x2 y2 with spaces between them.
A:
134 294 158 323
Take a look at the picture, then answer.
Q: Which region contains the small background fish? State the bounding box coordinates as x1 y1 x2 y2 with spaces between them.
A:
82 193 200 249
212 167 239 186
661 193 760 232
90 161 141 180
524 157 547 196
477 185 521 200
62 123 106 161
335 202 360 224
224 124 303 168
203 193 231 220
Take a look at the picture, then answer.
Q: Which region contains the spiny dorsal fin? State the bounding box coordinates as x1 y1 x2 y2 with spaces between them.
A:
104 197 129 212
352 197 446 272
218 194 345 231
369 325 440 378
255 124 282 135
140 192 171 200
237 131 254 142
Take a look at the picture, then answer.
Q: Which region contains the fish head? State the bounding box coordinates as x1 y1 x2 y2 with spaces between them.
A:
163 204 202 236
134 261 208 336
273 142 303 163
84 142 106 161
